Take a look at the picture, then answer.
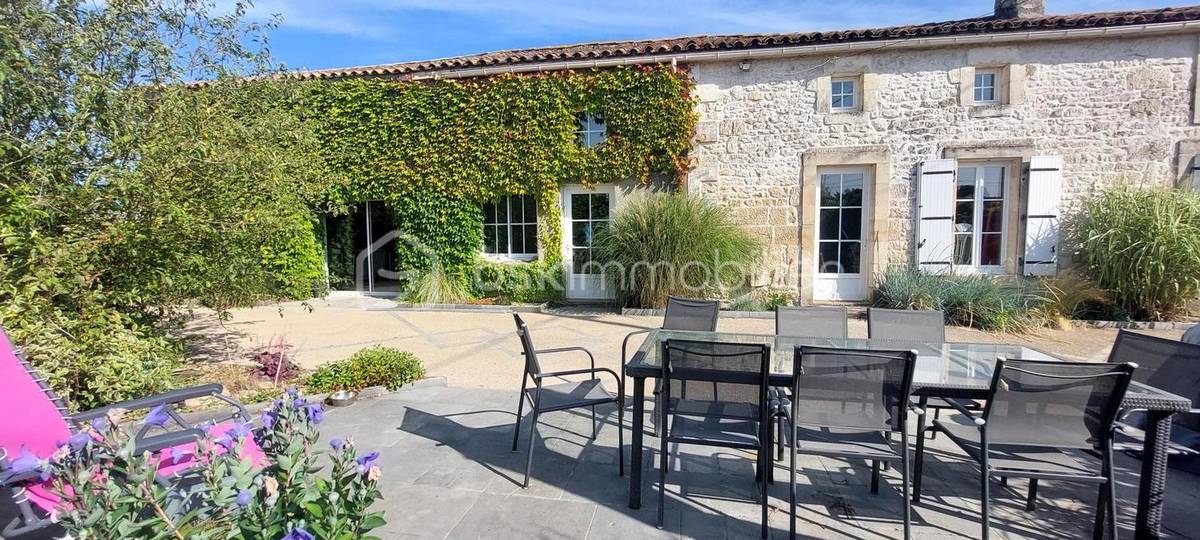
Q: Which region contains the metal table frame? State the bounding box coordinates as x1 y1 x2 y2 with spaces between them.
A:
623 330 1192 540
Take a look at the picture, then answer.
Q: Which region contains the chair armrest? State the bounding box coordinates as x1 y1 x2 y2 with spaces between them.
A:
534 367 624 396
945 397 985 425
907 398 926 417
534 346 596 371
621 329 653 364
131 428 207 454
69 384 226 422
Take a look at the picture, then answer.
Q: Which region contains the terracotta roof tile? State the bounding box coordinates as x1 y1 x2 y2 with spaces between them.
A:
290 6 1200 81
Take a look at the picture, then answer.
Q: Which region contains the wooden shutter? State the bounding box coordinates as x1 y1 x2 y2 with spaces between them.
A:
1023 155 1063 276
916 159 956 274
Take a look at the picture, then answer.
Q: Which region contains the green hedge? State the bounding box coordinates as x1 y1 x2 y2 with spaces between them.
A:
471 259 564 303
391 193 483 276
306 346 426 392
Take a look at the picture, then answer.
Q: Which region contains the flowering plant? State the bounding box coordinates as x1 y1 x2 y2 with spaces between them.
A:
28 389 386 539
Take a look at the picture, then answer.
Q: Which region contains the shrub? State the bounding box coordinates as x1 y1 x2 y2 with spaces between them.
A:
307 346 426 393
1071 187 1200 320
728 287 797 312
873 266 1043 333
1034 271 1111 326
38 389 385 538
592 192 762 308
405 268 474 304
470 259 564 304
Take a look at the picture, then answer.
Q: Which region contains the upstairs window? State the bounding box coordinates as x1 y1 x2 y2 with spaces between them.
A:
831 78 857 111
974 69 1000 104
482 195 538 259
575 112 606 148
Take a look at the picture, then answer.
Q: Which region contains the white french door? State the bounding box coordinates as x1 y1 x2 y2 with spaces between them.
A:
952 162 1008 274
562 185 615 300
814 167 869 301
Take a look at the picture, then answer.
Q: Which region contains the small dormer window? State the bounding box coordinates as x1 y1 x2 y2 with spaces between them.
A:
831 78 858 112
575 112 606 148
974 69 1000 104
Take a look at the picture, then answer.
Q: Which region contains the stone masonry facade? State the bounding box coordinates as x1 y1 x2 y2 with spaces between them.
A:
687 33 1200 301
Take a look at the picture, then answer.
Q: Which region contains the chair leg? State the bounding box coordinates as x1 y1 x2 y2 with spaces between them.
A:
591 405 598 440
523 410 540 488
1105 442 1119 540
1093 482 1108 540
930 407 940 440
1025 479 1038 512
980 461 991 540
913 418 927 503
761 449 769 539
901 440 912 540
871 460 881 494
657 428 668 528
790 422 798 539
618 399 625 477
511 395 526 452
652 392 662 437
776 414 785 462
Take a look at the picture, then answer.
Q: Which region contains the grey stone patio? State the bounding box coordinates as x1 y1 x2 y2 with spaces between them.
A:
324 385 1199 540
3 384 1198 539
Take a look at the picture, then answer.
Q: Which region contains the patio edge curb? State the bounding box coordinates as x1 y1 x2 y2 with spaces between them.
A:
181 376 449 423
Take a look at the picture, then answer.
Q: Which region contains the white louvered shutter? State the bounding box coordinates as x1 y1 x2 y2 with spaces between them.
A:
1192 155 1200 190
916 159 956 274
1023 155 1063 276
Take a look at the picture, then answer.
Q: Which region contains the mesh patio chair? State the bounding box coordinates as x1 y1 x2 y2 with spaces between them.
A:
913 359 1136 540
1181 325 1200 346
619 297 720 436
770 307 850 461
868 307 972 441
1106 331 1200 472
0 327 263 538
510 314 624 488
658 339 772 538
787 345 920 539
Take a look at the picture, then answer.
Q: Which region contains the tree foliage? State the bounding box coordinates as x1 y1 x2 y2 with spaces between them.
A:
0 0 338 408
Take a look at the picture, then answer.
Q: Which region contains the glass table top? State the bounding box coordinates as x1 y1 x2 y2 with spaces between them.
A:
625 329 1191 404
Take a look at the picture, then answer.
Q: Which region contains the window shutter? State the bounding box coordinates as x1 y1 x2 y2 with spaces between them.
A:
1023 155 1063 276
916 159 956 274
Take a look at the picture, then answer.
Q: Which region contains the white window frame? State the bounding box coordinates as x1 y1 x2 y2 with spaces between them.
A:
973 68 1001 105
830 78 858 112
482 195 539 261
575 112 607 148
953 162 1009 274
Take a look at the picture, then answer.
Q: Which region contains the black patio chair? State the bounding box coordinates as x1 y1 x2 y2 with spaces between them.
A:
913 359 1136 540
1106 331 1200 471
510 314 624 488
619 296 720 435
787 345 920 539
868 307 971 441
770 307 850 460
657 339 772 539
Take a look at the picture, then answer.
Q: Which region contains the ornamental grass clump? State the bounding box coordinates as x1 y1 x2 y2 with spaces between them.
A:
873 266 1043 333
592 192 762 308
18 388 386 539
1071 187 1200 320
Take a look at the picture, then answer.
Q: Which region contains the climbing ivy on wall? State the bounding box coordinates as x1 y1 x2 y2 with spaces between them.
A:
304 65 697 271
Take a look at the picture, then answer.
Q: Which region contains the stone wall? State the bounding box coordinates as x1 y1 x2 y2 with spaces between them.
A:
688 33 1200 298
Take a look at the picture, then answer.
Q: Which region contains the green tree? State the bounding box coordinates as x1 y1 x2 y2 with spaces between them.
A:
0 0 339 408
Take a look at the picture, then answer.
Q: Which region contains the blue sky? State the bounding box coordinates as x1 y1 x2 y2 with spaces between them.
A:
249 0 1193 71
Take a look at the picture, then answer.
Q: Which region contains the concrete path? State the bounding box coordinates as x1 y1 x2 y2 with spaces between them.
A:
184 296 1185 393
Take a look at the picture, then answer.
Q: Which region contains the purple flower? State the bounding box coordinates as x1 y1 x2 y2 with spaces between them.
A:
355 451 380 474
261 410 277 430
281 527 314 540
66 432 91 451
292 397 305 409
7 448 50 482
285 386 299 398
235 489 253 508
215 434 236 451
271 399 283 412
143 405 170 428
329 437 345 451
90 417 108 433
305 403 324 424
229 422 253 440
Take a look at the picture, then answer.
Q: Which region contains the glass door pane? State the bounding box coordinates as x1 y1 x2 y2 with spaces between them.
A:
817 172 864 275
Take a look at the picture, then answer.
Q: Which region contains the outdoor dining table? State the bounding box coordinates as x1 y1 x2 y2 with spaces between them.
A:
623 329 1194 540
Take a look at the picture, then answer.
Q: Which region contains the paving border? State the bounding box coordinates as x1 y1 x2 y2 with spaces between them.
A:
182 376 448 422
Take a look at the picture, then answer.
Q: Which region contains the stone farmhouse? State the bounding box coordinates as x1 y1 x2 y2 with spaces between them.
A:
300 1 1200 304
